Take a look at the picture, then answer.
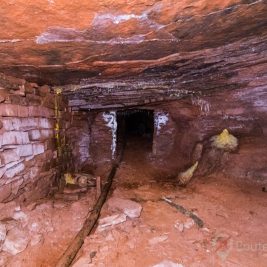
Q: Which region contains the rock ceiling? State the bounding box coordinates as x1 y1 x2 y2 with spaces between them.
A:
0 0 266 87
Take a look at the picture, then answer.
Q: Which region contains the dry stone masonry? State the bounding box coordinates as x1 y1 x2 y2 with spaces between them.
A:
0 73 60 203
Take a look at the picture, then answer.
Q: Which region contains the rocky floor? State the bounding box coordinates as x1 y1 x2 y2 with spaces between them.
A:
0 138 267 267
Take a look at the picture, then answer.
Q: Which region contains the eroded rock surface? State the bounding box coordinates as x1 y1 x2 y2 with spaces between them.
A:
0 0 266 85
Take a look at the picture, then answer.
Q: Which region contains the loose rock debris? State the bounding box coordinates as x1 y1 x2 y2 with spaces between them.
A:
107 196 142 219
1 140 267 267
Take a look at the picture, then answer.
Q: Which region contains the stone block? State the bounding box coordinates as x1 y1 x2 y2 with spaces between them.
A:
8 95 27 105
1 117 37 131
29 106 54 118
0 149 20 165
0 103 28 118
28 129 53 141
39 118 53 129
25 82 35 94
29 130 41 141
5 159 23 170
5 163 25 179
25 94 42 105
20 118 39 131
17 144 33 157
33 143 45 155
38 85 50 96
41 129 54 139
1 118 19 131
1 131 29 145
0 104 18 117
17 105 29 117
28 106 39 117
41 107 54 118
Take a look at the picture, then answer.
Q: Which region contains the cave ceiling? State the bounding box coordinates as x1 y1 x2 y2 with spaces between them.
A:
0 0 267 97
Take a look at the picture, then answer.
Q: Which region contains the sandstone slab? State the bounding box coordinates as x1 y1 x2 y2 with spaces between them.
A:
2 228 29 255
152 260 184 267
97 213 127 231
107 197 142 219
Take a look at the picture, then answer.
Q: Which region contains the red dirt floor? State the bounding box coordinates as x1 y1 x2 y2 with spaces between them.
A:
1 137 267 267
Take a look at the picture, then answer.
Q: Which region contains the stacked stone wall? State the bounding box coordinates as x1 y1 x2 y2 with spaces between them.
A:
0 73 59 203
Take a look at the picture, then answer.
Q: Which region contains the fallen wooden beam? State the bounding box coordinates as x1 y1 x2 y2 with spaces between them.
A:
161 197 204 228
55 164 119 267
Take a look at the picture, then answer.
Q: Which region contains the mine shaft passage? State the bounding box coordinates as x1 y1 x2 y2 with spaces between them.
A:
117 109 154 150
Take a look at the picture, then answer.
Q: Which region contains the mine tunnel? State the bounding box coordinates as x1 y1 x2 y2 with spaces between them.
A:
117 109 154 151
0 0 267 266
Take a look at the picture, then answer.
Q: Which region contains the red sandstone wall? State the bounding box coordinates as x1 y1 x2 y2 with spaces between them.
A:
64 110 115 177
0 73 58 203
154 88 267 183
65 111 91 172
91 112 116 165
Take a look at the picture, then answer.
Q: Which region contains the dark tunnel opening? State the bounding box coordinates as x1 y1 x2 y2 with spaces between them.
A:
117 109 154 151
